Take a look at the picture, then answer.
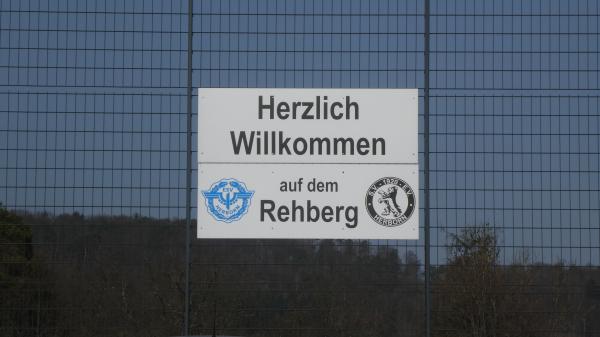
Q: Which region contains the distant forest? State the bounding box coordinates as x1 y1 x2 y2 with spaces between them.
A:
1 205 599 337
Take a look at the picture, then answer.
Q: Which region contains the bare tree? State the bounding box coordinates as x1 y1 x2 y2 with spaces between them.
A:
433 225 587 337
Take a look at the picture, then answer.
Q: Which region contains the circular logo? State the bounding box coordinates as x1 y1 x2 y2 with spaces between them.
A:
201 178 254 223
365 177 415 227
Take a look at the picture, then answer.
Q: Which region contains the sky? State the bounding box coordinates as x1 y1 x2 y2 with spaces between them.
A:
0 0 599 265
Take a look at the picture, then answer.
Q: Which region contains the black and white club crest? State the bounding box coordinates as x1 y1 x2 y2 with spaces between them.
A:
365 177 415 227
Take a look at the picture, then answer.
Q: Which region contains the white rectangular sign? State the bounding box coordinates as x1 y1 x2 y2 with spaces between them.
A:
198 88 419 239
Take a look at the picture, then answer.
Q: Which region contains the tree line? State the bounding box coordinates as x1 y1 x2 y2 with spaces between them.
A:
1 205 599 337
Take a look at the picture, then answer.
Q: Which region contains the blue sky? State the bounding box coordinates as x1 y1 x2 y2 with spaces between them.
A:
1 0 599 265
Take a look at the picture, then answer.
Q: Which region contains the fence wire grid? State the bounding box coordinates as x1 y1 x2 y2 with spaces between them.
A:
1 0 600 336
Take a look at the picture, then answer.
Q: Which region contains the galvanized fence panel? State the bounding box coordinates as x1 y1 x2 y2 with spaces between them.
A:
0 0 599 336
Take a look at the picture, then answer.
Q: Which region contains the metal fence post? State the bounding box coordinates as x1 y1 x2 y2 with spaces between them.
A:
423 0 432 336
184 0 193 335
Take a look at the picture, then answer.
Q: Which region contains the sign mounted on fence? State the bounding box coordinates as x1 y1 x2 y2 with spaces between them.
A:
197 88 419 239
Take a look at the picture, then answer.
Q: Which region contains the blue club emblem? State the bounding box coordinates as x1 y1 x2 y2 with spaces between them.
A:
202 178 254 223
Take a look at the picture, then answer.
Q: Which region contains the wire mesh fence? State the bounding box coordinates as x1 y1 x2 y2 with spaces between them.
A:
1 0 599 336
